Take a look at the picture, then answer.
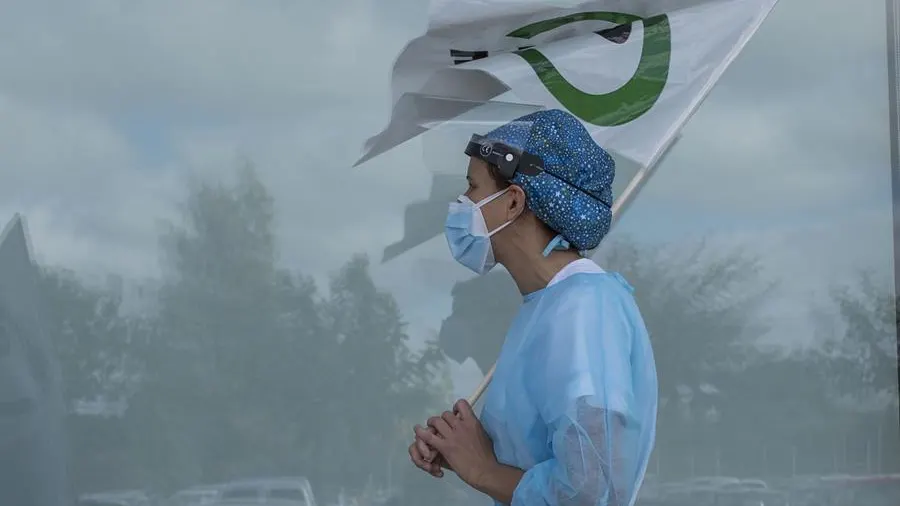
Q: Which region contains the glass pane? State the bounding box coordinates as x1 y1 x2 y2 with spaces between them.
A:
0 1 895 506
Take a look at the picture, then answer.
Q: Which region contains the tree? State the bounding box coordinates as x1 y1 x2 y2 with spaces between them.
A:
817 271 897 405
124 162 458 502
37 268 151 493
38 268 141 409
812 271 899 474
127 162 311 489
316 254 454 500
709 348 849 477
595 239 776 471
597 238 775 417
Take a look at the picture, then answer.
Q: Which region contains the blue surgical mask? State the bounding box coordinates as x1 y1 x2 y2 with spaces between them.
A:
444 188 513 275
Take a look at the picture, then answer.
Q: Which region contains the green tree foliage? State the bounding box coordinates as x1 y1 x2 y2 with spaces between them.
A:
37 268 152 492
818 272 897 404
50 163 458 500
39 269 141 408
319 255 457 500
126 164 289 487
597 239 776 415
813 272 899 474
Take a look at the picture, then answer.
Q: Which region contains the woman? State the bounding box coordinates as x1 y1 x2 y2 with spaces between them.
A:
408 110 658 506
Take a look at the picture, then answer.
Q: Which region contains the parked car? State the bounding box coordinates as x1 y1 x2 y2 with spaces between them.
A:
713 489 787 506
211 501 301 506
720 479 769 492
654 485 788 506
814 473 900 506
77 490 153 506
167 485 224 506
686 477 744 489
215 477 316 506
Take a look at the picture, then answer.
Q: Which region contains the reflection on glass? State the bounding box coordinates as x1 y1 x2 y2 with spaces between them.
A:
0 0 896 506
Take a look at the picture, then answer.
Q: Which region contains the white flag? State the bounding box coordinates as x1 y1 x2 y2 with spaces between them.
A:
356 0 778 168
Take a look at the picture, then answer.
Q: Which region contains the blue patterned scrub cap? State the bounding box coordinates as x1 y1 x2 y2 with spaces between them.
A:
484 109 615 251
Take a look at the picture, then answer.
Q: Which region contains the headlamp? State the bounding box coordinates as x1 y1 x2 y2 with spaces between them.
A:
464 134 545 180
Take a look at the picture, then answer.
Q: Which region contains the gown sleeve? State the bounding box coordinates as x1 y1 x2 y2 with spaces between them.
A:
513 277 643 506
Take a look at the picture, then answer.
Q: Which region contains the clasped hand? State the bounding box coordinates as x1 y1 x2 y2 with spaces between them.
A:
407 399 498 489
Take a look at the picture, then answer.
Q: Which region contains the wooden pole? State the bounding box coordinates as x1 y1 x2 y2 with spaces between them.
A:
791 446 797 477
715 446 721 476
877 422 884 473
866 440 872 474
833 443 839 473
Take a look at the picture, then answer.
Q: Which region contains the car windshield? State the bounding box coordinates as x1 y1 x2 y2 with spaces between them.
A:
221 487 258 500
269 488 306 503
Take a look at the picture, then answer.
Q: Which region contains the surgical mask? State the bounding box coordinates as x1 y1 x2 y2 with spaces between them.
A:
444 188 513 275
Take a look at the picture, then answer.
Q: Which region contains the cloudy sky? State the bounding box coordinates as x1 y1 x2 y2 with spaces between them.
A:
0 0 895 397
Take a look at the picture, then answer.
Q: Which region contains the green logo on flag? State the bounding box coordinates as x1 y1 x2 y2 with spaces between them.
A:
507 12 671 127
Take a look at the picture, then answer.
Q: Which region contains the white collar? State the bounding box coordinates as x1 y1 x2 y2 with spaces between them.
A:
547 258 605 288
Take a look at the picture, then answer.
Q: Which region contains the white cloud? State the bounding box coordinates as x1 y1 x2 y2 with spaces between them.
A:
629 0 891 217
0 94 182 279
0 0 432 279
0 0 421 118
0 0 893 363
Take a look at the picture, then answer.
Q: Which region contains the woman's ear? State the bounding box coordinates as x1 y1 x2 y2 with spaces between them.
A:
506 185 528 220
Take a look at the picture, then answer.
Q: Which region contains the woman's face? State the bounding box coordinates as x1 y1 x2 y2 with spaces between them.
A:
464 158 510 234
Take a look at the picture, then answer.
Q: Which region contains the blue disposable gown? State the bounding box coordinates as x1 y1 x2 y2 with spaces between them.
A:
480 271 658 506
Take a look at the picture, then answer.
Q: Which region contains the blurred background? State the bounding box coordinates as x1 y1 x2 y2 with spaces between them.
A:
0 1 897 506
